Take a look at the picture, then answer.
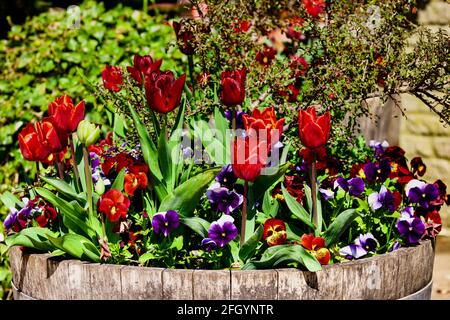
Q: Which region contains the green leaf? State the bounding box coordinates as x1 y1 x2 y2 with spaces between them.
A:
239 225 263 262
252 163 289 202
139 252 156 265
47 234 100 262
281 184 315 229
111 168 126 191
5 227 57 252
40 176 86 204
159 168 220 217
35 187 98 241
262 189 279 217
169 235 184 250
113 113 126 139
170 95 186 139
158 125 173 192
0 191 23 209
303 183 312 214
180 216 210 238
322 209 359 247
242 245 321 272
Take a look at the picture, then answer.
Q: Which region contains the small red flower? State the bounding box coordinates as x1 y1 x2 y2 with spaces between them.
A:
262 218 287 247
232 136 268 182
424 210 442 237
124 172 148 196
36 205 58 228
48 95 85 133
255 46 277 66
290 56 308 78
272 175 305 204
286 17 305 41
145 71 186 114
98 189 131 222
102 153 135 176
298 106 331 150
233 20 251 33
18 122 51 162
300 233 330 265
411 157 426 177
277 83 300 103
102 65 123 92
302 0 326 18
242 107 285 149
127 54 162 86
220 69 247 107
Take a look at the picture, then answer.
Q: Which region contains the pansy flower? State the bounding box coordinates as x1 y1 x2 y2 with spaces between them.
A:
206 183 243 215
363 158 391 183
411 157 426 177
423 210 442 238
201 238 218 252
215 164 238 188
340 233 377 260
368 185 401 212
405 179 439 209
98 189 131 222
300 234 330 265
334 177 365 197
369 140 389 158
396 211 425 245
207 215 238 248
262 218 287 247
152 210 181 237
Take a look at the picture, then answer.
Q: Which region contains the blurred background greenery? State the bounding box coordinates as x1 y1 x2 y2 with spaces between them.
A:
0 0 184 299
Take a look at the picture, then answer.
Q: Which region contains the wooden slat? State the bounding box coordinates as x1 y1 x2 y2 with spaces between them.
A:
68 260 92 300
121 266 164 300
162 269 194 300
231 270 277 300
193 270 231 300
89 263 123 300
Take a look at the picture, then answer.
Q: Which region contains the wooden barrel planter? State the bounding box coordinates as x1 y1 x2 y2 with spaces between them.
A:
9 240 435 300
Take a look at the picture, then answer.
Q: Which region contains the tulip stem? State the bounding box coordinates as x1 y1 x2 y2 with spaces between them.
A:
70 134 82 192
188 55 196 96
82 147 94 219
311 152 318 229
231 107 236 135
240 180 249 246
56 160 64 180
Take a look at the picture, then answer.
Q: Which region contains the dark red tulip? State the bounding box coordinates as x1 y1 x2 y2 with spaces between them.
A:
298 106 331 150
220 69 246 107
127 54 162 86
232 135 268 182
144 71 186 114
48 95 85 133
102 65 123 92
18 122 51 162
242 107 285 148
173 21 195 55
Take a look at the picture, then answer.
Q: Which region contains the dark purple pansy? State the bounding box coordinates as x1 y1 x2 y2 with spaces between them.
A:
355 233 377 252
206 184 243 215
216 164 237 188
396 214 425 245
152 210 180 237
319 188 334 201
3 209 18 230
208 215 238 247
334 177 365 196
225 110 245 129
405 179 439 209
368 185 396 212
363 158 391 183
389 241 401 252
201 238 217 252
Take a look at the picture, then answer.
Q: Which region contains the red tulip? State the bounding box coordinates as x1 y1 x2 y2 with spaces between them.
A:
255 46 277 66
243 107 285 148
36 117 68 154
220 69 246 107
102 65 123 92
127 54 162 86
262 218 287 247
300 233 330 265
145 71 186 114
48 95 85 133
298 106 330 150
232 135 268 182
98 189 131 222
173 21 195 55
124 172 148 196
18 123 51 162
302 0 325 18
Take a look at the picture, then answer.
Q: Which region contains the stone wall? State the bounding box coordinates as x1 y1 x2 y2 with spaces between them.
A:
399 0 450 231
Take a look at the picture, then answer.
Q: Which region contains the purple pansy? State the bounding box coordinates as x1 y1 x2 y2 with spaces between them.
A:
389 241 401 252
207 215 238 248
369 140 389 157
206 183 243 215
201 238 217 252
216 164 237 188
405 179 439 209
334 177 365 196
368 185 396 212
363 158 391 183
339 233 377 260
396 213 425 245
3 198 35 230
90 152 111 186
152 210 181 237
3 209 18 230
